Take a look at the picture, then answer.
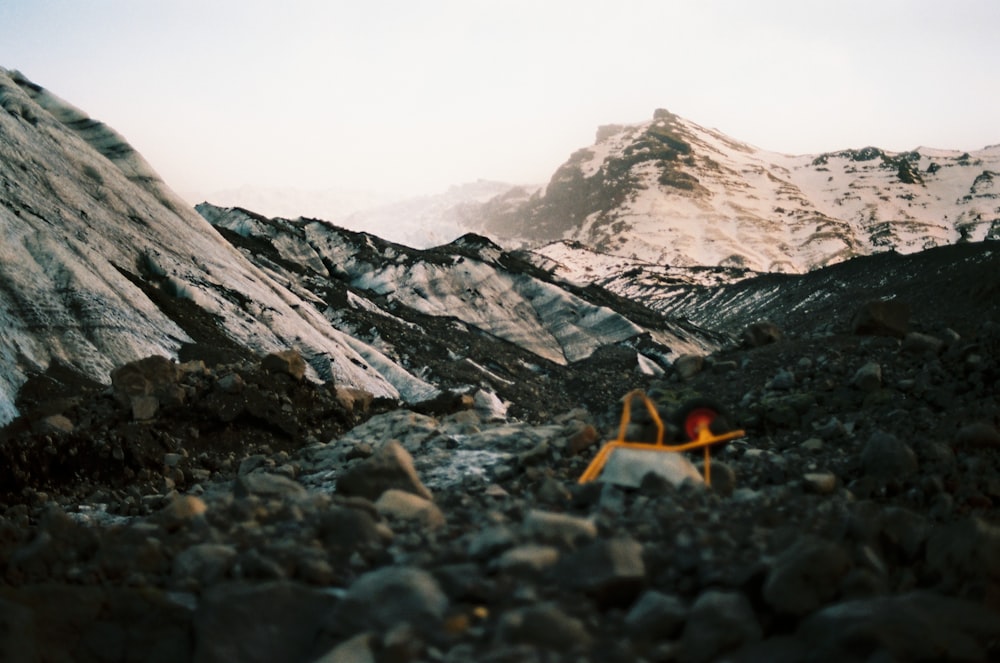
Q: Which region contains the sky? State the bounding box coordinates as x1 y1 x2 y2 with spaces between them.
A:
1 0 999 201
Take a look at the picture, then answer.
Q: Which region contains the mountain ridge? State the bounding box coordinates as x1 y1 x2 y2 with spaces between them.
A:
463 109 1000 272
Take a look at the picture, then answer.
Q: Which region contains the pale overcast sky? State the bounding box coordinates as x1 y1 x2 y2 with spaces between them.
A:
1 0 998 198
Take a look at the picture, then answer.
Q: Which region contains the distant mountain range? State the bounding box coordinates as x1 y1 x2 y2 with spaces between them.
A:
1 66 997 427
208 107 999 274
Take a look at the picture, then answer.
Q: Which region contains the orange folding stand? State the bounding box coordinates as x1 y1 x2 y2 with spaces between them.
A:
578 390 745 487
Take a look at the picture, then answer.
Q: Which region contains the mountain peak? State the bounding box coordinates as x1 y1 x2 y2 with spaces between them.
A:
469 109 999 272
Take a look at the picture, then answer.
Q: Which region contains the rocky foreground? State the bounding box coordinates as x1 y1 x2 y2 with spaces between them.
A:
2 300 1000 662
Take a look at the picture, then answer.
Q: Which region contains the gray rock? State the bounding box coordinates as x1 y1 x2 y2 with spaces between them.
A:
767 368 796 390
557 538 646 607
375 489 446 530
851 362 882 392
312 633 377 663
522 509 597 549
467 524 517 560
172 543 237 587
678 590 762 663
860 431 917 479
331 566 448 636
763 536 851 617
233 472 308 500
312 504 391 559
494 544 561 576
624 590 687 641
901 331 944 354
803 472 838 495
496 602 591 652
336 440 433 502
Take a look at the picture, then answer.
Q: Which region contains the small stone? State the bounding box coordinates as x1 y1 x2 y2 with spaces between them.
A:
953 422 1000 449
803 472 837 495
557 537 647 608
851 362 882 392
215 372 244 394
763 537 851 617
522 510 597 549
767 368 796 390
157 494 207 528
494 545 561 576
625 590 687 641
496 603 591 652
861 431 917 479
312 633 377 663
674 354 705 380
332 566 448 636
800 438 824 453
901 332 944 355
375 489 446 530
566 423 601 455
234 473 308 500
172 543 237 586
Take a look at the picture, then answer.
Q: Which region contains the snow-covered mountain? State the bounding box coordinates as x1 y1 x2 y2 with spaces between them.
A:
0 68 717 425
471 109 1000 272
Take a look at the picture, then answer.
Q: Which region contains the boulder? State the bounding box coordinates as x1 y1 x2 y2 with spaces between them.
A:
860 431 918 479
335 440 432 501
557 537 647 608
763 536 851 617
329 566 448 637
678 590 762 663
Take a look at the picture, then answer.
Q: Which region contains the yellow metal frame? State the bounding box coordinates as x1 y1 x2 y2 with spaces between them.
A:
578 389 745 487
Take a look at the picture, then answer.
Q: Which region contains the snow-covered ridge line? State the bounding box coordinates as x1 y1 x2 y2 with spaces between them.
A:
201 204 707 368
471 108 1000 274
